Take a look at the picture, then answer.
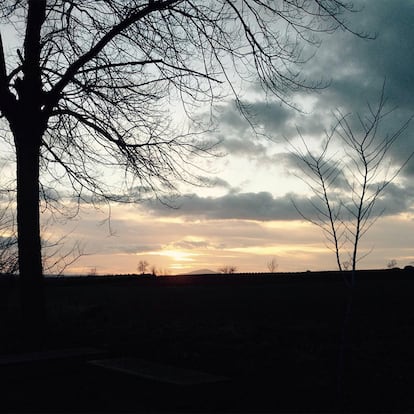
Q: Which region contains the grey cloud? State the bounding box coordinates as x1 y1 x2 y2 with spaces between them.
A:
243 101 292 132
213 99 301 160
217 99 291 128
197 176 233 189
217 103 250 132
278 152 350 192
255 0 414 175
172 240 212 250
219 137 268 158
362 181 414 217
40 186 62 202
217 99 298 138
210 0 414 178
279 148 414 217
145 181 414 222
302 0 414 109
146 191 322 221
121 245 161 254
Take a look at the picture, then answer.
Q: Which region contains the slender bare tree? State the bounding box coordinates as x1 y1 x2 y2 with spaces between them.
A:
290 87 413 406
267 256 278 273
289 85 413 287
0 1 364 327
289 126 346 272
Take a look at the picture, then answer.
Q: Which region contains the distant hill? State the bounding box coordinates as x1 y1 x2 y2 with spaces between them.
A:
179 268 217 275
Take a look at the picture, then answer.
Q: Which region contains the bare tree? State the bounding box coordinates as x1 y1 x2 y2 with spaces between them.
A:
137 260 149 275
0 197 18 275
290 87 413 407
387 259 398 269
289 85 413 287
0 229 85 276
87 266 97 277
157 268 171 276
0 1 364 325
0 193 85 275
42 234 85 276
0 165 19 274
289 126 346 273
219 265 237 274
267 256 278 273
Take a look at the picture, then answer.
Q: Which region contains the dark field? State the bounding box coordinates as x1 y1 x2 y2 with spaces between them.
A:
1 269 414 413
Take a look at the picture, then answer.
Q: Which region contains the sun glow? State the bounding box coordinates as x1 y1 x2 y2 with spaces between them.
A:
147 249 197 262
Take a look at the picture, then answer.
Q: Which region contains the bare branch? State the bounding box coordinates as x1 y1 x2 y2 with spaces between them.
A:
289 83 413 283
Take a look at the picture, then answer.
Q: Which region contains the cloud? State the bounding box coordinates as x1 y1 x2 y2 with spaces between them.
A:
363 181 414 217
196 176 233 189
278 151 350 192
144 180 414 223
172 240 214 250
146 191 292 221
144 191 326 222
215 99 313 142
300 1 414 107
38 0 414 273
219 137 268 158
212 1 414 169
296 0 414 174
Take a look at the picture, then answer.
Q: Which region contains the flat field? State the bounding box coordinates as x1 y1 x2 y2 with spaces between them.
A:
1 269 414 412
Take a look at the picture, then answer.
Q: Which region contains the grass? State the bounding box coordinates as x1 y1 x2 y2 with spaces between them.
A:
1 269 414 412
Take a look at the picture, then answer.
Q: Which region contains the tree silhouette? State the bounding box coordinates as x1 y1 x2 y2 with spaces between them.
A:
0 1 363 328
289 85 413 287
0 192 18 274
137 260 149 275
219 265 237 274
267 256 278 273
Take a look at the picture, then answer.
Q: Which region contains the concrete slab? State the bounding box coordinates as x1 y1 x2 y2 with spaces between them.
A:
88 357 228 385
0 347 106 365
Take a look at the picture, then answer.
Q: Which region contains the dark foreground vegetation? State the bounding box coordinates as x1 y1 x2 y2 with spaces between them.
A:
1 269 414 413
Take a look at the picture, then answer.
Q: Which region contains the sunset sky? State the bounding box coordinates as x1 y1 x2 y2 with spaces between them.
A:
2 0 414 275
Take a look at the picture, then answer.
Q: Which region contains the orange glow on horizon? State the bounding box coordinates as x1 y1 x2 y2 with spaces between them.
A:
154 250 197 262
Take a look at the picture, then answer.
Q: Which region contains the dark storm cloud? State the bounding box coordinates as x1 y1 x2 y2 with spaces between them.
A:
215 1 414 163
355 1 414 109
298 1 414 108
297 0 414 176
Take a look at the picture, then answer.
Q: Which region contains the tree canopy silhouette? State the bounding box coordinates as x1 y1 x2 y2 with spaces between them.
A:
0 1 364 323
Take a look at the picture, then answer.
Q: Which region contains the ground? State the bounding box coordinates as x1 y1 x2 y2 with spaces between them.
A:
1 269 414 412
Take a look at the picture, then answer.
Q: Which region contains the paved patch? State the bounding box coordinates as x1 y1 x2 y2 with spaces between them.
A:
88 357 228 385
0 347 106 365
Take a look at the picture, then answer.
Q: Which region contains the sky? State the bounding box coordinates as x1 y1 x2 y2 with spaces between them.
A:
2 1 414 275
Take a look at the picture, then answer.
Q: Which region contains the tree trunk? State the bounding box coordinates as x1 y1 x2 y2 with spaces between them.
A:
15 131 45 348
